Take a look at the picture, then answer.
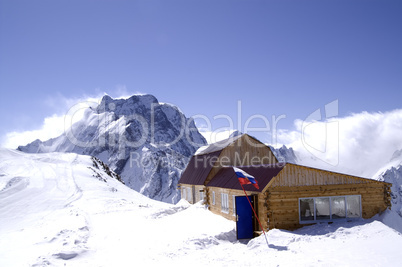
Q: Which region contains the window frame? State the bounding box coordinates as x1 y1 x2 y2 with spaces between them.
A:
212 191 215 205
299 195 361 224
232 195 236 216
221 193 229 214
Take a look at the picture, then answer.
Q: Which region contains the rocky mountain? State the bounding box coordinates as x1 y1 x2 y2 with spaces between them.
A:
228 131 298 164
375 149 402 219
378 165 402 216
269 145 298 164
18 94 207 203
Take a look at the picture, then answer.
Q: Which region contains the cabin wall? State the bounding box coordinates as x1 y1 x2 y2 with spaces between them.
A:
264 183 391 231
207 186 255 221
189 164 391 232
257 193 269 231
180 184 206 204
205 135 278 185
194 185 206 204
206 187 267 233
262 164 391 231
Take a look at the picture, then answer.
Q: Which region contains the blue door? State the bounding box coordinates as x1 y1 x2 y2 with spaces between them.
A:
235 196 254 239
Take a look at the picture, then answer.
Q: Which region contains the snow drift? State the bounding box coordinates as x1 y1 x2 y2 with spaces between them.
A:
1 149 402 266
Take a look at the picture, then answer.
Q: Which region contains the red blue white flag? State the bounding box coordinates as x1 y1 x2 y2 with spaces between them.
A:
233 167 259 189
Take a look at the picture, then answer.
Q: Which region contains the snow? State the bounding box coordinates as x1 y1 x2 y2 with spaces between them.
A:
195 134 243 155
1 148 402 266
373 159 402 181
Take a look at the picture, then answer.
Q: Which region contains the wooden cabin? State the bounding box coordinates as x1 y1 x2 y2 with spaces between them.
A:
178 135 392 234
178 134 279 204
206 163 391 232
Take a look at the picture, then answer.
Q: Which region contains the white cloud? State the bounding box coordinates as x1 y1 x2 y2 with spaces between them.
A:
275 109 402 178
1 87 144 149
3 114 66 149
2 98 101 149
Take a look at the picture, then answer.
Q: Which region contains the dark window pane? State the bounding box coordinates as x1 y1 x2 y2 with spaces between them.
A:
347 196 361 218
300 198 314 221
331 197 346 219
315 198 330 220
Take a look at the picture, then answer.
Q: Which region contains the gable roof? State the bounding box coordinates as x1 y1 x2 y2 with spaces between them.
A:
179 134 251 186
179 133 279 186
207 164 285 192
178 150 221 185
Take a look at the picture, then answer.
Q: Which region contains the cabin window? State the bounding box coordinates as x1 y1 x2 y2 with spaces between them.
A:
212 191 216 205
347 195 361 218
299 195 361 224
315 197 330 220
232 195 236 216
200 191 204 202
182 187 186 200
300 198 314 221
332 197 346 219
221 193 229 213
187 187 192 202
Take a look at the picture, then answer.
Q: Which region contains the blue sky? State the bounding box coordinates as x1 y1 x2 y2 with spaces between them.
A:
1 0 401 149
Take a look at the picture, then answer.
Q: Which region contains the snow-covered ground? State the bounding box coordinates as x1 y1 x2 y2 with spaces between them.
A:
1 149 402 266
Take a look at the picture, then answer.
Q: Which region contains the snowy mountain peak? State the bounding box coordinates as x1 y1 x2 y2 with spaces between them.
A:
376 164 402 219
229 130 243 138
96 94 159 116
269 145 298 163
18 94 207 203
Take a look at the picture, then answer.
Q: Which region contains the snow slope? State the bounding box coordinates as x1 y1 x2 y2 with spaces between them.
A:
1 149 402 266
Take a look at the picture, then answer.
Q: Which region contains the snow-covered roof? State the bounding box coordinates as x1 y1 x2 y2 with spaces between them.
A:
195 134 244 156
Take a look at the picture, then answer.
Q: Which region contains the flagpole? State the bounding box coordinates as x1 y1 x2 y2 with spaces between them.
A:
241 184 270 249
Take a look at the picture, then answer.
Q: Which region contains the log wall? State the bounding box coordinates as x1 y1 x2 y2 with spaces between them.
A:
265 182 391 231
180 184 206 204
206 186 266 232
269 163 385 187
187 152 392 232
207 186 263 222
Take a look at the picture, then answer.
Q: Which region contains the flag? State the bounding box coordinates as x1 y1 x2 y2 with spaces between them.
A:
233 167 259 189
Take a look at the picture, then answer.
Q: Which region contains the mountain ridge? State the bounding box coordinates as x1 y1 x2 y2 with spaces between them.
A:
18 94 207 203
